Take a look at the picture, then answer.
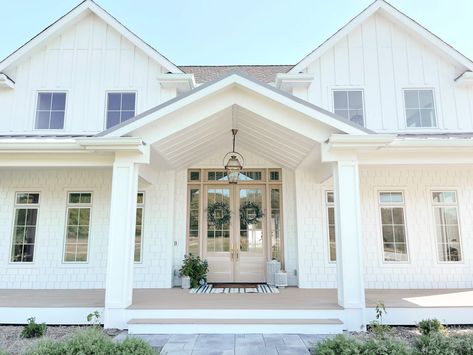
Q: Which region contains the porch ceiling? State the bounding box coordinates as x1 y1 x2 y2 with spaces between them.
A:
152 105 318 169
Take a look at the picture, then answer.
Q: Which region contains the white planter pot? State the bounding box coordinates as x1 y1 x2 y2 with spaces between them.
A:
274 271 288 288
266 260 281 285
181 276 191 289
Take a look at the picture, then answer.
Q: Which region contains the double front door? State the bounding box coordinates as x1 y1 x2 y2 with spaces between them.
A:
204 185 266 282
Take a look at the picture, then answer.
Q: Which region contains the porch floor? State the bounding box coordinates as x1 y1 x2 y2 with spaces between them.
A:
1 288 472 309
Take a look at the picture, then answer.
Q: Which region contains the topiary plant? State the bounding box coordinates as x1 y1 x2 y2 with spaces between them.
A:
61 327 115 354
313 334 362 355
179 254 209 288
21 317 47 338
417 319 446 336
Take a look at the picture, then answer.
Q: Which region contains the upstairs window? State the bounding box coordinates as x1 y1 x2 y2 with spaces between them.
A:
404 89 437 128
106 92 136 129
35 92 66 129
333 90 364 126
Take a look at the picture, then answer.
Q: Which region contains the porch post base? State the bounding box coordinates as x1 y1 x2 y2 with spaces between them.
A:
342 308 366 332
103 308 127 330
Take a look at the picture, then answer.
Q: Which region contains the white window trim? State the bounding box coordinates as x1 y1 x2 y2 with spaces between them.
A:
9 191 41 264
402 87 438 130
331 88 366 127
33 90 68 131
62 191 93 264
134 191 145 264
325 190 336 264
103 90 138 130
430 190 464 264
377 190 411 264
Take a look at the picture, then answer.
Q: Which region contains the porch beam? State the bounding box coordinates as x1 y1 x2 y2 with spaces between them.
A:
333 160 365 330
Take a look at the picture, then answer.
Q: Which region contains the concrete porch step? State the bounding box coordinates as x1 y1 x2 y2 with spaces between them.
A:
127 318 344 334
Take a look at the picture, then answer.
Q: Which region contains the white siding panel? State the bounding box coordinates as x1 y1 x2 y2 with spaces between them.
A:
0 13 166 134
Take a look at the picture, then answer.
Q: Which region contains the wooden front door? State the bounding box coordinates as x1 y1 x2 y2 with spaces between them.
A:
204 184 266 282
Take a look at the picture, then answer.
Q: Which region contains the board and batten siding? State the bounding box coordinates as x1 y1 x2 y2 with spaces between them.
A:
0 13 168 134
305 12 473 132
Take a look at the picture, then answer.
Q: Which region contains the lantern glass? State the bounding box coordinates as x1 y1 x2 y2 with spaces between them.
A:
225 155 242 184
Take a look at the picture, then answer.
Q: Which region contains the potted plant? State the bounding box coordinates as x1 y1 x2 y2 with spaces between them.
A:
179 254 209 289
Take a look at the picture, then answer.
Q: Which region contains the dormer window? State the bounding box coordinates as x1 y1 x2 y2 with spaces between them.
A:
35 92 66 129
106 92 136 129
333 90 364 126
404 89 437 128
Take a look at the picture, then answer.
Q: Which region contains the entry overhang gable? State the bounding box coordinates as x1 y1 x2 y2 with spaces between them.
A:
98 72 371 144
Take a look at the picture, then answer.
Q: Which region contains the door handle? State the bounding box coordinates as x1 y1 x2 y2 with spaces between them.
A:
236 250 240 261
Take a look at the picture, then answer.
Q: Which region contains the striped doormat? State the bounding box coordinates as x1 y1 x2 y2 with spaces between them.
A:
190 284 279 294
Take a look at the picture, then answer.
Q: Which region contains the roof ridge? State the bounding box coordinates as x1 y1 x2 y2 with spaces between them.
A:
178 64 293 67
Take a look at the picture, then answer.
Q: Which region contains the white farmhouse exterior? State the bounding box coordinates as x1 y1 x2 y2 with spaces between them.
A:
1 0 473 333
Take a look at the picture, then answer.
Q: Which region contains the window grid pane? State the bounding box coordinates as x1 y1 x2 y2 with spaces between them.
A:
326 191 336 262
35 92 66 129
379 192 408 262
333 90 364 126
11 193 40 263
432 191 462 262
106 92 136 129
188 189 200 255
270 188 282 261
135 192 145 262
64 193 92 262
404 89 436 128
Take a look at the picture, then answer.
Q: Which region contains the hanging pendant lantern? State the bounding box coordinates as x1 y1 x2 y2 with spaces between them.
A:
223 129 244 184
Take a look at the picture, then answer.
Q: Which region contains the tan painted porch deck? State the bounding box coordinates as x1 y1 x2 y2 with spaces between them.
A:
1 288 472 309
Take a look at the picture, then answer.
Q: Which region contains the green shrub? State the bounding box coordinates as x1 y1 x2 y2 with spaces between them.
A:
24 338 65 355
314 334 361 355
21 317 47 338
414 333 456 355
361 337 413 355
179 254 209 288
116 337 157 355
0 348 7 355
417 319 446 336
448 334 473 355
61 327 115 355
368 320 392 337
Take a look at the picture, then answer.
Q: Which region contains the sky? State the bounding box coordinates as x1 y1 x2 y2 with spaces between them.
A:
0 0 472 66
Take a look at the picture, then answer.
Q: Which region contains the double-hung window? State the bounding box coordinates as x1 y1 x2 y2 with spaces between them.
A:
64 192 92 262
11 193 40 262
35 92 66 129
134 192 145 263
106 92 136 129
432 191 462 262
333 90 364 126
404 89 437 128
326 191 336 262
379 192 409 262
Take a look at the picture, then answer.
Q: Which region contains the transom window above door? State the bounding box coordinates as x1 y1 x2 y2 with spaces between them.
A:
404 89 437 128
106 92 136 129
333 90 364 127
35 92 66 129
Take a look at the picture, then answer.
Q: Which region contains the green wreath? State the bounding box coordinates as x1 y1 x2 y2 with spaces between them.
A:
239 201 264 225
207 201 231 228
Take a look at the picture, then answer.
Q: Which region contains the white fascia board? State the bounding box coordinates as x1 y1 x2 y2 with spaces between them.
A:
455 71 473 88
0 73 15 89
388 138 473 149
104 73 369 138
328 134 396 149
75 137 145 152
275 73 314 90
290 0 473 74
156 73 196 92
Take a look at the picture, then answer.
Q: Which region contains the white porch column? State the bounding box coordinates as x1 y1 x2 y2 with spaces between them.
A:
104 153 141 329
332 160 365 330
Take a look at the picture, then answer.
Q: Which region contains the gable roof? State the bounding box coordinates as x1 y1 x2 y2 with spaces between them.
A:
179 65 293 84
98 71 371 139
0 0 181 74
289 0 473 74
